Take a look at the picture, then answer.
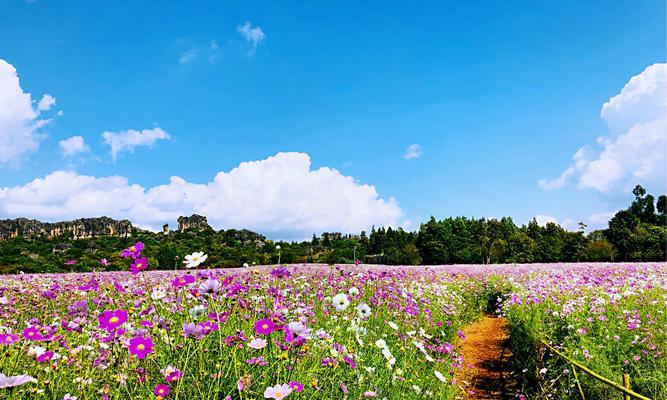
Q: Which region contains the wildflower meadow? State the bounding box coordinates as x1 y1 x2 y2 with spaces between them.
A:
0 243 665 399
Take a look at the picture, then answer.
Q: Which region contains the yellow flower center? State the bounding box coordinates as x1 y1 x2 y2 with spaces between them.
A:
109 317 119 324
130 246 135 252
5 337 11 342
137 344 145 350
262 324 269 330
28 332 34 336
275 392 283 399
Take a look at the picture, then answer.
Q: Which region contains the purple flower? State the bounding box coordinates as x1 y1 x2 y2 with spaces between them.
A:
270 266 292 279
64 259 77 265
154 384 170 397
129 257 148 275
22 326 45 341
98 309 128 332
197 278 222 295
100 258 110 266
121 242 144 259
289 381 304 393
36 351 54 363
254 318 279 335
128 336 154 359
172 274 195 288
0 333 18 346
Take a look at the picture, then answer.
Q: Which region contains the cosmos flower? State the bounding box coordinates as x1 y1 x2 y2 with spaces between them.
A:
65 260 77 265
263 383 292 399
332 293 350 312
183 251 208 269
0 333 18 346
356 303 371 318
172 274 195 288
120 242 144 259
197 278 222 295
22 326 45 341
129 257 148 274
98 309 128 332
254 318 279 335
128 336 154 359
348 287 360 296
0 373 35 388
248 338 267 350
289 381 304 393
161 366 183 383
99 258 109 266
154 384 170 397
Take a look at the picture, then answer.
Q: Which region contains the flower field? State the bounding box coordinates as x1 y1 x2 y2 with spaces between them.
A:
0 243 665 399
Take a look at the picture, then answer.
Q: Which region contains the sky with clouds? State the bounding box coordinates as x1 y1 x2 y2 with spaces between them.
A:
0 0 665 240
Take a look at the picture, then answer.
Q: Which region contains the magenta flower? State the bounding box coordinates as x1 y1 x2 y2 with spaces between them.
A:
100 258 109 266
22 326 45 341
98 309 128 332
129 257 148 275
0 333 18 346
128 336 154 359
289 381 304 392
254 318 279 335
154 384 170 397
64 259 77 265
172 274 195 288
36 351 55 363
163 366 183 383
121 242 144 259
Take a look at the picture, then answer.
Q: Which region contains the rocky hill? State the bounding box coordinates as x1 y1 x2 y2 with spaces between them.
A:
0 217 138 241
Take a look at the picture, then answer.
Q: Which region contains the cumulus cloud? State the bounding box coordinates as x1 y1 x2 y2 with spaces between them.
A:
102 127 170 161
58 136 90 157
403 144 423 160
0 59 52 165
0 152 405 239
37 94 56 111
539 63 667 194
534 214 559 227
237 22 265 49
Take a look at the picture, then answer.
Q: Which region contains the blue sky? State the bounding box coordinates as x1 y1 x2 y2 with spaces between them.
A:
0 0 665 239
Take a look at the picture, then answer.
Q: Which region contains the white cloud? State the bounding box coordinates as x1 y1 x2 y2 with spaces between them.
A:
237 22 265 49
534 214 559 227
179 48 199 64
37 94 56 111
0 59 51 165
404 144 423 160
540 63 667 194
0 152 405 239
102 127 170 161
59 136 90 157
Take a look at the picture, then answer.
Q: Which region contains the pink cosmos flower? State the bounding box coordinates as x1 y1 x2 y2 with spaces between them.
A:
100 258 110 266
264 383 292 399
154 384 170 397
129 257 148 275
121 242 144 259
128 336 154 359
0 333 18 345
254 318 279 335
289 381 304 393
161 366 183 383
98 309 128 332
22 326 45 341
248 338 267 349
64 260 77 265
172 274 195 288
36 351 55 363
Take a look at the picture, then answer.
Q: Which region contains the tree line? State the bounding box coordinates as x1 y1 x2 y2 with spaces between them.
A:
0 185 664 273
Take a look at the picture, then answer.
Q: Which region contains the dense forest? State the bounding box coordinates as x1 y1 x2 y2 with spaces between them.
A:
0 185 665 274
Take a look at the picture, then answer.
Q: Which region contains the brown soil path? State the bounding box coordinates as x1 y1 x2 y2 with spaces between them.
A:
457 316 516 399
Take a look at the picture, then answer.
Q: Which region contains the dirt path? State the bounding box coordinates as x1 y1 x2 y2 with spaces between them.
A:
457 316 516 399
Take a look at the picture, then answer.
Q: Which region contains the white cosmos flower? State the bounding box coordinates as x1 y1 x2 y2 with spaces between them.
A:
151 287 167 300
189 305 207 319
275 245 281 250
0 373 36 388
356 303 371 318
348 287 359 296
332 293 350 312
434 370 446 383
243 263 249 268
183 251 208 269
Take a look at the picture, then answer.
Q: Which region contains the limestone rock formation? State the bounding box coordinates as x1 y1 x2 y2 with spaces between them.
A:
0 217 138 241
177 214 211 232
